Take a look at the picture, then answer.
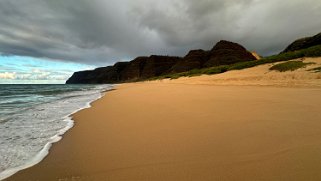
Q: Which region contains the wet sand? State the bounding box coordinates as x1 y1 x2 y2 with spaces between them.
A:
6 82 321 181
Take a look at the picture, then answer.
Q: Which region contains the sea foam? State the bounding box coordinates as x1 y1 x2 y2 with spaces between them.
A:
0 84 112 180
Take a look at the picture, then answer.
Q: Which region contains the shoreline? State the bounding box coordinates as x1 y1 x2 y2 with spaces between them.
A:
0 86 111 181
5 82 321 180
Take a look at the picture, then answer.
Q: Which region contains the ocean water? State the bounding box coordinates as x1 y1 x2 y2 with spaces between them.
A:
0 84 112 180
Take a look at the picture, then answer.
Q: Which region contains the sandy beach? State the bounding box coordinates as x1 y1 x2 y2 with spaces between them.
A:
2 0 321 180
5 59 321 181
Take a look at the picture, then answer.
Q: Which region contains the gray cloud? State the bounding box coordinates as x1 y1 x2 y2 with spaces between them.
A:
0 0 321 66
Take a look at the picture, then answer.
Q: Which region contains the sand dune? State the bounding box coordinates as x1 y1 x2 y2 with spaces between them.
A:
154 57 321 87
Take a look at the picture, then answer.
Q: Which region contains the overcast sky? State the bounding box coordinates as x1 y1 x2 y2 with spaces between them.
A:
1 0 321 83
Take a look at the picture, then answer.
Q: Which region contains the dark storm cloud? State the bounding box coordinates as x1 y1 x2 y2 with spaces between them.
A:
0 0 321 66
131 0 321 55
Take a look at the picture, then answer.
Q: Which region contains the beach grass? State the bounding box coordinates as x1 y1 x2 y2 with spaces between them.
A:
269 61 314 72
308 66 321 73
151 45 321 80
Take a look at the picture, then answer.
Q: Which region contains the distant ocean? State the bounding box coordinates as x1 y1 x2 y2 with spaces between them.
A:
0 84 112 180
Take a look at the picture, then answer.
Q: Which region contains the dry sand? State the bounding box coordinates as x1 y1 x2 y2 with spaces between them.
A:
157 57 321 87
5 58 321 181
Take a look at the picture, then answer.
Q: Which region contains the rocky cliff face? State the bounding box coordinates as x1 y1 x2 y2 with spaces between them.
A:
170 49 209 73
282 32 321 53
66 40 256 84
139 55 182 79
120 55 182 81
205 40 256 67
66 62 129 84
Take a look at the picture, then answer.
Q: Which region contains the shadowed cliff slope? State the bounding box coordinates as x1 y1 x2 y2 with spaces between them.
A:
66 40 256 84
282 32 321 53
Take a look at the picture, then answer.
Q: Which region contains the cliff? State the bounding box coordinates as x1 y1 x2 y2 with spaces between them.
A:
66 40 256 84
282 32 321 53
204 40 257 67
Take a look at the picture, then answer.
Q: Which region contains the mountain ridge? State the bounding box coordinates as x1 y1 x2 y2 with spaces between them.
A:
66 40 256 84
282 32 321 53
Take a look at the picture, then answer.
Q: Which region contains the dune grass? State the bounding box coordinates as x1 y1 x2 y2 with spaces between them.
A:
308 66 321 73
270 61 314 72
151 45 321 80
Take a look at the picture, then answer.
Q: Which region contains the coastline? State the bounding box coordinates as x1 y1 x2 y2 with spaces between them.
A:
0 85 111 181
5 81 321 180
